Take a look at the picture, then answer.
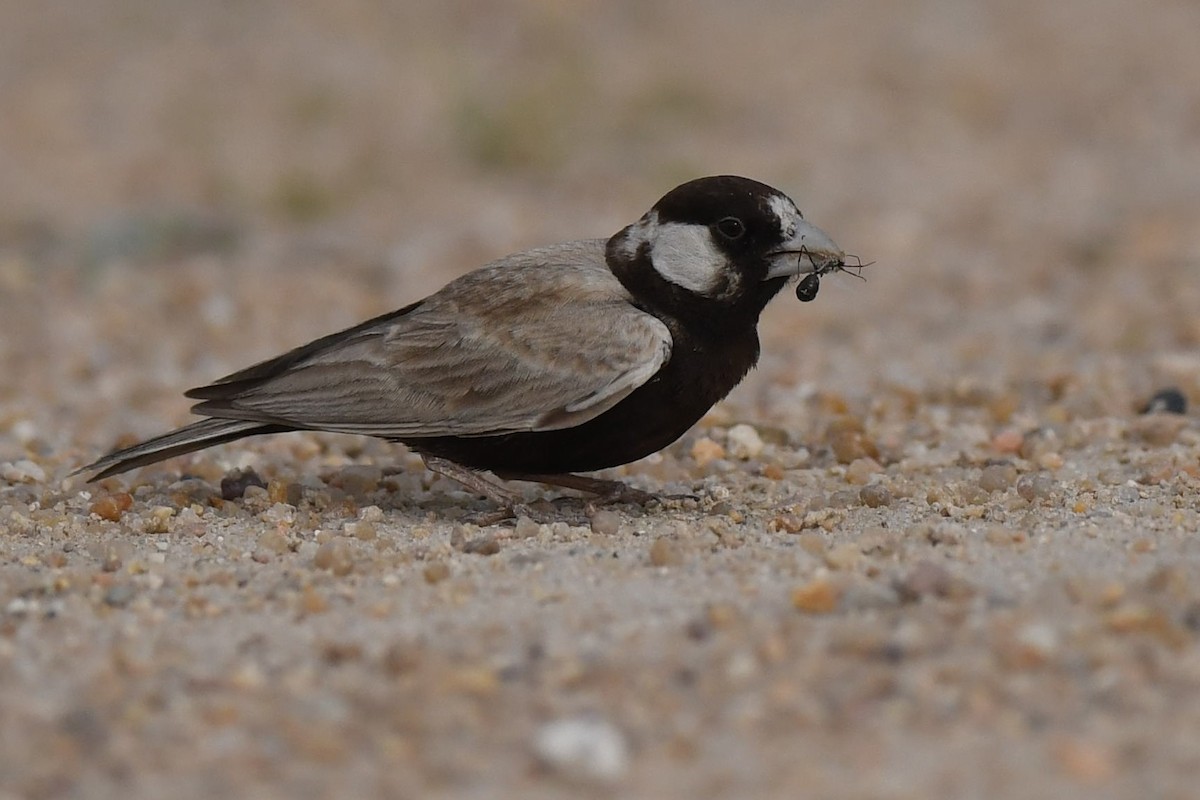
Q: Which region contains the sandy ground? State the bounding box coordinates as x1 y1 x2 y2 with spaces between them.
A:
3 1 1200 797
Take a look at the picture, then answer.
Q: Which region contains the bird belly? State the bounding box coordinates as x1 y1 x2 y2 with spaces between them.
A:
404 331 758 475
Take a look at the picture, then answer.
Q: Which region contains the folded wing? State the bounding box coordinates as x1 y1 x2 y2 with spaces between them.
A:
186 243 673 439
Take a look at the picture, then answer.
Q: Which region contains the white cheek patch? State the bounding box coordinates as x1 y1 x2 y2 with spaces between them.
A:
648 221 728 295
767 194 800 239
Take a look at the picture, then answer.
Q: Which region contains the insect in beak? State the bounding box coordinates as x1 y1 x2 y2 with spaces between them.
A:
795 272 821 302
794 249 872 302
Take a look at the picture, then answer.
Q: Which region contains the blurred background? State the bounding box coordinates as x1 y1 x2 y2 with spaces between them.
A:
3 0 1199 466
2 3 1200 796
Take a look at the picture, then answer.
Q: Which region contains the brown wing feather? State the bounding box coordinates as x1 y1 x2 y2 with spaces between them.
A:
185 301 422 400
188 241 673 439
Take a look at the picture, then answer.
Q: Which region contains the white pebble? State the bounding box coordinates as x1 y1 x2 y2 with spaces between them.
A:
5 597 32 616
725 424 764 460
12 420 38 444
1 460 46 483
533 715 630 784
359 505 385 522
1015 622 1059 658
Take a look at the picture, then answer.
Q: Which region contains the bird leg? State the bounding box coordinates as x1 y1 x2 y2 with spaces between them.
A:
421 455 522 504
421 456 545 524
421 457 663 525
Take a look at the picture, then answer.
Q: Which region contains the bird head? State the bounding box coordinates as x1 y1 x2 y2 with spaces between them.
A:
606 175 844 326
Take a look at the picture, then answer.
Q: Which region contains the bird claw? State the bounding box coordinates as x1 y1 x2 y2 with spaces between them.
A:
468 501 562 527
591 485 658 507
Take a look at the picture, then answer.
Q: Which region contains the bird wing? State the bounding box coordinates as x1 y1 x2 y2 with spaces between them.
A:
186 241 673 438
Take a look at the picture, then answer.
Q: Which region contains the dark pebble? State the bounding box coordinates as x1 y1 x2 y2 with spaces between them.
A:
461 535 501 555
1140 388 1187 415
221 467 268 500
104 583 135 607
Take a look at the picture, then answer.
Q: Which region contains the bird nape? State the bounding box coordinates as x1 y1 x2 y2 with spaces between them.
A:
79 175 852 521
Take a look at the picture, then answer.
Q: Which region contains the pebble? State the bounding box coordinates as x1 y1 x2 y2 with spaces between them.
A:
445 666 500 697
266 480 290 505
1015 473 1056 502
98 545 125 572
955 482 990 506
514 515 543 539
262 503 295 525
690 437 726 466
169 478 221 506
845 457 883 485
1 460 45 483
1036 452 1065 470
533 716 630 784
649 536 684 567
335 465 382 495
1140 387 1187 415
829 428 878 465
423 562 450 584
300 587 328 614
588 509 622 536
985 526 1027 546
859 483 893 508
1113 484 1140 504
11 419 38 444
991 428 1025 454
381 642 422 676
726 424 765 460
824 543 861 570
916 522 964 546
104 583 135 607
1130 414 1187 447
257 530 290 554
978 464 1017 492
1010 622 1059 666
221 467 267 500
894 560 970 602
313 541 354 575
143 506 175 534
761 462 785 480
461 535 501 555
1104 604 1187 646
791 577 840 613
797 531 826 556
346 521 376 541
1019 429 1060 462
5 597 33 616
777 446 811 469
90 492 134 521
827 489 859 509
1053 737 1117 785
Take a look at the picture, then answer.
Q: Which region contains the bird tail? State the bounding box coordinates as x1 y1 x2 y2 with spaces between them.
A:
76 418 285 480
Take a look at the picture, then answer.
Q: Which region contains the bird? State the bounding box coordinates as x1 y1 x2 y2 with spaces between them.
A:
79 175 847 517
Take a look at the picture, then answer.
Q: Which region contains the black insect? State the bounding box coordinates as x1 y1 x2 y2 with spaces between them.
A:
795 250 871 302
795 273 821 302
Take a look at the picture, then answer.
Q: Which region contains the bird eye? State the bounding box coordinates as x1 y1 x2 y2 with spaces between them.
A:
716 216 746 240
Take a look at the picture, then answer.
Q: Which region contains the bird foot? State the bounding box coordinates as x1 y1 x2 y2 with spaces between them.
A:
423 457 683 525
423 457 576 526
589 484 658 507
466 500 568 527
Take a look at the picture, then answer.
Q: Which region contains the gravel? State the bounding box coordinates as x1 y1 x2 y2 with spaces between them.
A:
3 2 1200 798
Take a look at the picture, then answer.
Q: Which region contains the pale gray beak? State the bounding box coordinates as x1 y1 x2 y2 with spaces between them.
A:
764 219 844 280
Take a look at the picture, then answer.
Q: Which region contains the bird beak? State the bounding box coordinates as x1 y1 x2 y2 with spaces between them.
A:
764 219 844 280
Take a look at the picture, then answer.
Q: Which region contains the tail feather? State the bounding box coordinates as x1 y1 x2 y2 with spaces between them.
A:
76 418 287 480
